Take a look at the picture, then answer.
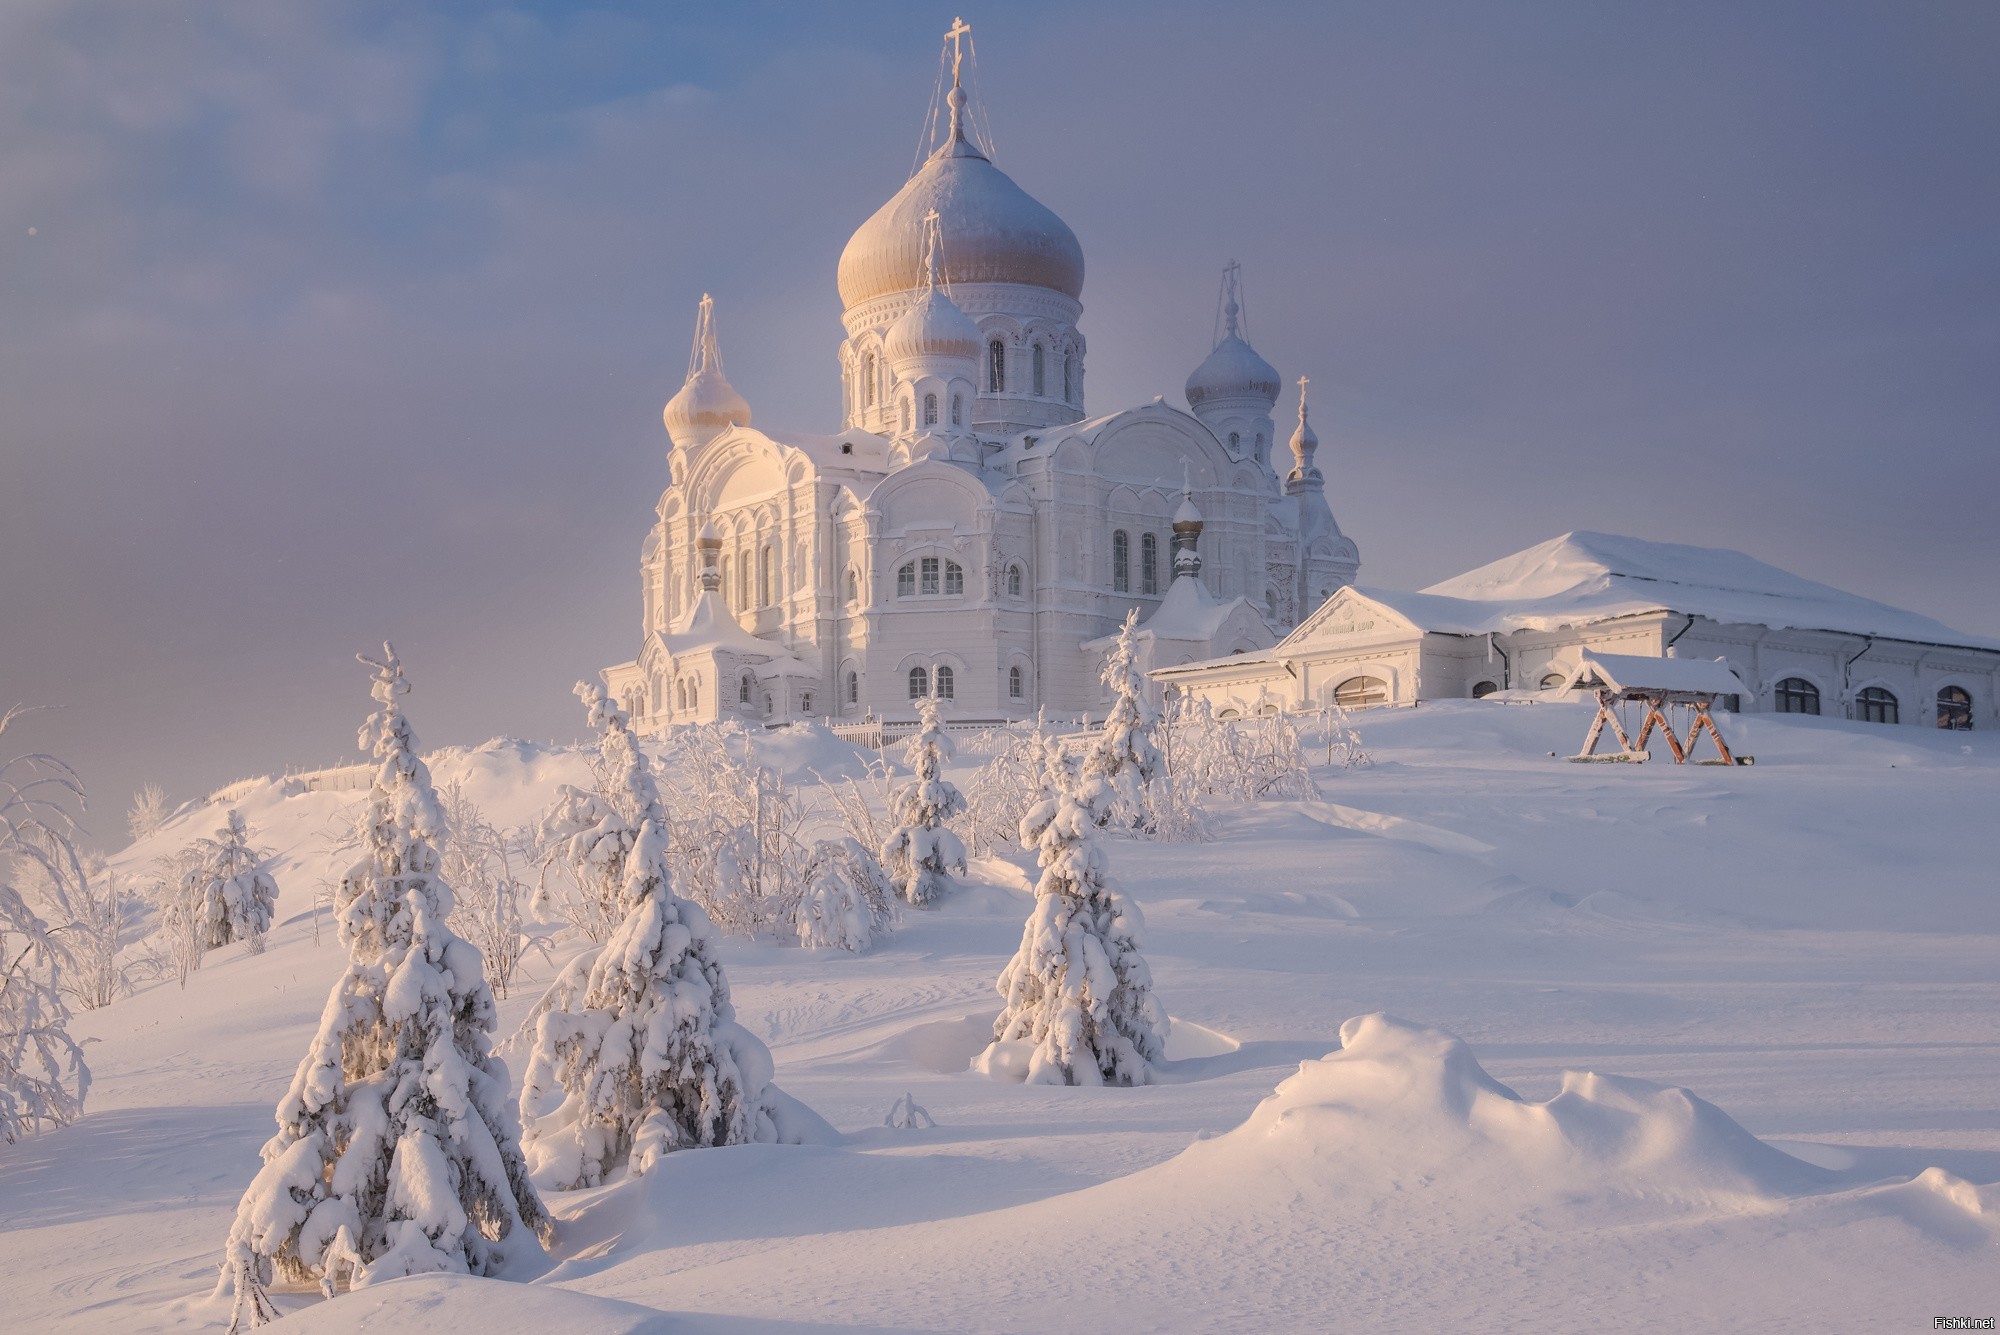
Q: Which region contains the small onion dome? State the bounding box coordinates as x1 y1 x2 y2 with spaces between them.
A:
1185 330 1281 411
838 133 1084 309
663 366 750 448
1289 397 1320 476
1173 492 1204 529
884 286 982 368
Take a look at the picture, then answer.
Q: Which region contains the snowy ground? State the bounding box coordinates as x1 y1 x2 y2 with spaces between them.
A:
4 701 1995 1331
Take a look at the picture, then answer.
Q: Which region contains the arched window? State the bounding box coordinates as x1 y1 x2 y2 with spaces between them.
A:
1008 665 1024 699
1112 530 1130 592
720 555 733 608
864 354 877 408
951 393 963 426
1032 343 1045 396
801 692 814 714
1471 681 1498 699
845 568 860 603
1228 431 1241 454
1857 686 1899 724
739 672 754 705
1064 350 1076 403
1255 432 1265 459
758 545 772 607
676 679 687 709
688 677 698 710
1141 532 1159 595
988 339 1005 392
1938 685 1973 730
1334 675 1389 708
908 666 928 699
935 665 955 700
1007 563 1024 597
1775 677 1820 715
899 398 910 433
1266 588 1280 618
846 670 859 705
1539 671 1568 690
763 692 774 717
738 555 750 610
923 392 938 426
897 562 916 597
945 560 964 595
1217 707 1242 721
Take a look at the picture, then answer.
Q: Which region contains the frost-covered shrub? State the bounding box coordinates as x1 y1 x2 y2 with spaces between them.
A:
179 810 280 955
0 708 91 1142
517 685 787 1191
1165 697 1317 803
791 837 896 951
127 782 170 842
654 724 811 937
216 647 550 1329
63 861 136 1011
439 783 537 1000
1084 609 1164 831
978 756 1168 1087
957 714 1054 857
881 697 966 906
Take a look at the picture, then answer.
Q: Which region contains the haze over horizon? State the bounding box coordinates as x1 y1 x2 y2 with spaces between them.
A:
4 0 1996 840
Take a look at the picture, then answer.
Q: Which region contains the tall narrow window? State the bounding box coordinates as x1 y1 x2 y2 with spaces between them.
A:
923 392 938 426
864 354 877 408
1064 350 1076 403
920 556 940 595
738 556 750 610
1112 530 1130 593
1141 532 1158 595
1938 685 1973 730
951 393 963 426
845 568 860 602
1032 343 1045 396
900 398 910 433
846 671 859 705
897 562 916 597
1007 563 1024 597
935 665 955 700
944 560 964 595
739 673 753 705
1008 665 1024 699
1857 686 1899 724
988 339 1005 392
758 545 771 607
720 556 733 608
688 678 698 710
1228 431 1241 454
908 667 928 699
1775 677 1820 715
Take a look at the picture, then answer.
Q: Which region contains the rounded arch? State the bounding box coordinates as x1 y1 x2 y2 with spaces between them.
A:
1772 674 1824 716
1935 681 1975 730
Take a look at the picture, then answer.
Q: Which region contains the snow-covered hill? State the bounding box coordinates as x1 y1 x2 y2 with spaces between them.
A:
5 702 1995 1331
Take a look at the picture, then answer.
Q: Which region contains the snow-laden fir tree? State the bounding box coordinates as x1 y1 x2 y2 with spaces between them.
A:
180 810 279 954
518 683 786 1190
1084 609 1163 830
880 695 967 906
217 647 550 1330
0 707 91 1143
978 752 1169 1086
791 837 896 951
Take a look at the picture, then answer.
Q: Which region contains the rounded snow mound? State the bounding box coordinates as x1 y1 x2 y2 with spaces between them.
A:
271 1273 669 1333
1214 1013 1829 1201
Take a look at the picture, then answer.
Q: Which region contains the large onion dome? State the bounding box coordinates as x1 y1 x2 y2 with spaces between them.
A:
1185 296 1281 411
837 86 1083 309
663 294 750 448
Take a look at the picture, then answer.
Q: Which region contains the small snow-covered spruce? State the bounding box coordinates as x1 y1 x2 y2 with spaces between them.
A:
0 706 92 1142
880 695 967 906
216 647 550 1330
181 810 279 955
980 755 1168 1086
1084 609 1164 831
792 837 896 951
518 683 783 1191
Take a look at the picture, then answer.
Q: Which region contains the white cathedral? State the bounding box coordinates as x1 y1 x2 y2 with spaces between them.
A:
604 34 1359 730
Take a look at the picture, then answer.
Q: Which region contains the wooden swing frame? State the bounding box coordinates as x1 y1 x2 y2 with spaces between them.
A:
1574 686 1737 765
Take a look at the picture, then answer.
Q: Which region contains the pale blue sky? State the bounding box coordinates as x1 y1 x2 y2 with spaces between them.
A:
3 1 1996 834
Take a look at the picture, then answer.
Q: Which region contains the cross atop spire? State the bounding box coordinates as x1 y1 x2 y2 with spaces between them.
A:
946 17 971 87
920 208 945 293
687 292 724 380
1213 260 1251 348
923 17 990 163
1297 375 1310 425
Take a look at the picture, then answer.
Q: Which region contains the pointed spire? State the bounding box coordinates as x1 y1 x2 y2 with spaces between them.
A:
928 17 988 162
1171 459 1204 579
1217 260 1244 347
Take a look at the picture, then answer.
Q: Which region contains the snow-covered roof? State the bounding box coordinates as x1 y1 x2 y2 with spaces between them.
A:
1087 575 1266 650
659 590 814 681
1562 652 1747 697
1412 532 1998 649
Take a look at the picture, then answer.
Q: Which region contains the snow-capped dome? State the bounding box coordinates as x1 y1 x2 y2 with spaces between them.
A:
884 285 981 367
663 296 750 448
1186 306 1281 411
1288 389 1320 476
1174 492 1204 527
837 98 1084 309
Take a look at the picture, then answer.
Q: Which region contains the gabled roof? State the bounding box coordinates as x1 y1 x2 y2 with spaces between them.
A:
1420 531 1998 649
1562 652 1747 697
657 590 815 685
1086 575 1272 651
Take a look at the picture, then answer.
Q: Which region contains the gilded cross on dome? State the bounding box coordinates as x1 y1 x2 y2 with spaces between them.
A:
945 18 971 87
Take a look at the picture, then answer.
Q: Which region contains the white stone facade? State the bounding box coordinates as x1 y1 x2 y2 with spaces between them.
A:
603 63 1358 731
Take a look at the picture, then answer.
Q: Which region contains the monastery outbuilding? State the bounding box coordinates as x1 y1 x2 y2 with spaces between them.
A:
1152 530 1999 731
603 26 1354 730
